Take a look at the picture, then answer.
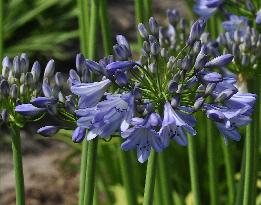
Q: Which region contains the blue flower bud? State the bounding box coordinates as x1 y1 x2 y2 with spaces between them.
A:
113 44 130 60
13 56 21 78
37 126 60 137
151 42 160 55
133 86 142 99
76 53 87 74
2 56 11 78
256 9 261 24
1 109 8 122
86 59 104 74
116 35 131 51
149 17 159 34
205 54 233 68
181 55 192 71
148 63 157 73
69 69 81 85
20 84 26 96
15 104 46 116
171 95 180 108
168 80 178 93
44 59 55 79
31 61 41 82
148 35 157 44
203 72 223 83
138 23 149 39
215 89 236 103
72 127 86 143
161 48 169 60
193 97 205 111
10 84 18 99
188 19 206 45
143 41 151 53
20 53 29 72
55 72 64 87
42 79 52 98
115 70 128 86
25 72 33 86
31 97 57 108
205 83 216 95
0 80 10 96
106 61 136 75
167 9 180 25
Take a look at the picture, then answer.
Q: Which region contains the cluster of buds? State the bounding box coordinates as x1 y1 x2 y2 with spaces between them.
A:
0 54 43 127
217 20 261 77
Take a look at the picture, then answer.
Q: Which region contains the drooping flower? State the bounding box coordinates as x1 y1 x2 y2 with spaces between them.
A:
121 113 163 163
15 104 46 116
159 102 196 147
71 79 112 108
76 93 134 140
37 126 60 137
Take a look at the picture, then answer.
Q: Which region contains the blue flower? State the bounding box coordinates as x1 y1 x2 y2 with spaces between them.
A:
15 104 46 116
106 61 136 76
159 102 196 147
71 79 112 108
222 15 248 36
121 113 163 163
76 93 134 140
256 9 261 24
194 0 224 17
205 104 252 141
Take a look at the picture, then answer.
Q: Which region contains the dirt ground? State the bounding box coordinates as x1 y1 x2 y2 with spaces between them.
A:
0 1 189 204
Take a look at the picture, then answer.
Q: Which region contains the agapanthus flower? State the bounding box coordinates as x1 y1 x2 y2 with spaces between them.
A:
121 113 163 163
194 0 225 17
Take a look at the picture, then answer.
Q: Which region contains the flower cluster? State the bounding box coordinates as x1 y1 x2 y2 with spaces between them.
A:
0 54 45 128
14 11 256 163
194 0 261 25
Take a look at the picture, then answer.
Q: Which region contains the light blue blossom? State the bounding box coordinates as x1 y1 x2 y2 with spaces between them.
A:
121 114 163 163
222 15 248 36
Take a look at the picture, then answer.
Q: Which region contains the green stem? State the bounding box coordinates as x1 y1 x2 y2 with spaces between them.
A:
207 121 219 205
221 142 235 205
243 79 259 205
154 171 163 205
99 0 112 56
243 125 255 205
143 150 157 205
0 0 3 61
78 140 88 205
119 148 138 205
187 135 201 205
77 0 89 56
134 0 143 46
88 0 99 60
11 125 25 205
158 152 174 205
235 140 246 205
143 0 152 23
83 138 98 205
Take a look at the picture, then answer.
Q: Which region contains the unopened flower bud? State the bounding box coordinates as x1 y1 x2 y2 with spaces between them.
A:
44 59 55 79
72 127 86 143
149 17 159 34
10 84 18 99
13 56 21 78
0 80 10 96
37 126 60 137
31 61 41 82
55 72 64 87
138 23 149 39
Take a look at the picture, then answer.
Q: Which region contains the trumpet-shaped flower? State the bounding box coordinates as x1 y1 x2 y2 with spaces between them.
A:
121 113 163 163
159 102 196 147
